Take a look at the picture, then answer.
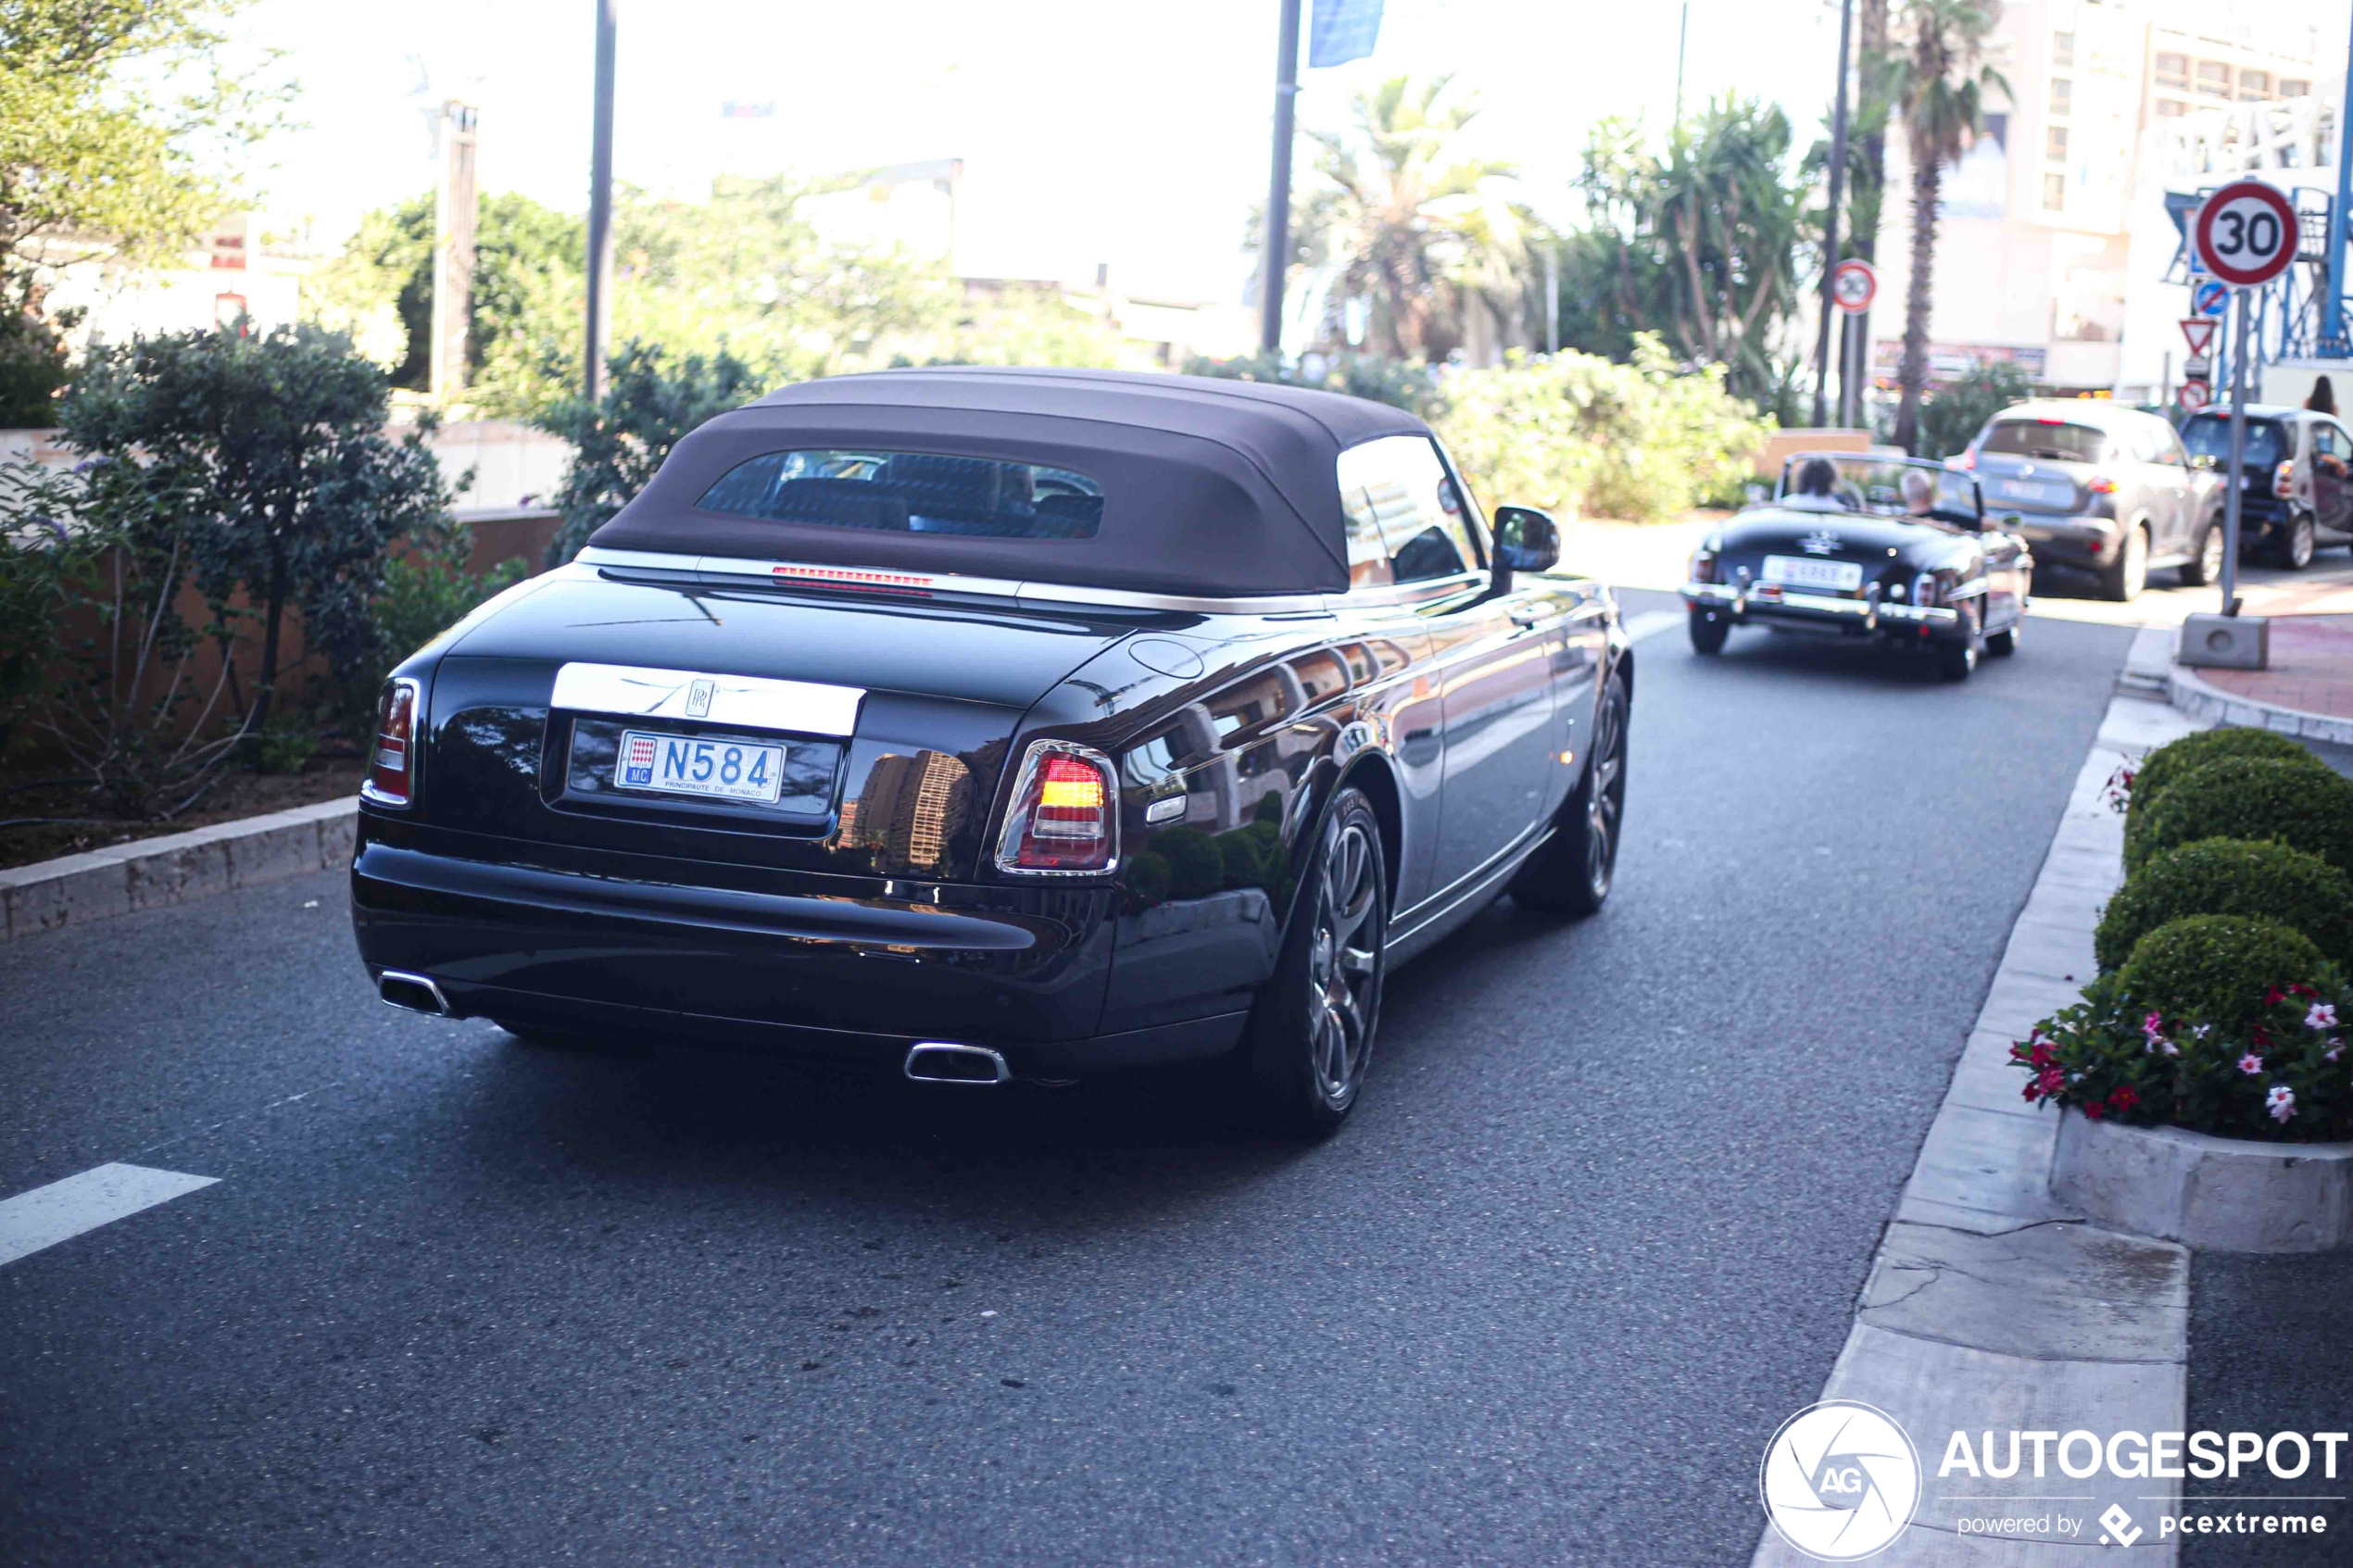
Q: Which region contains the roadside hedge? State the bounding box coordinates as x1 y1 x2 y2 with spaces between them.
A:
2116 914 2325 1036
2095 837 2353 973
2124 756 2353 876
2126 726 2317 818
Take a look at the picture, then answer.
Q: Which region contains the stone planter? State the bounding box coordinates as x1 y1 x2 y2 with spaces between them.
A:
2050 1108 2353 1252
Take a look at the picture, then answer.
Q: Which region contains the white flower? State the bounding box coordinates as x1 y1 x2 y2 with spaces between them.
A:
2328 1039 2344 1062
2158 1037 2181 1058
2309 1002 2340 1032
2239 1053 2266 1076
2193 1025 2212 1041
2268 1084 2297 1123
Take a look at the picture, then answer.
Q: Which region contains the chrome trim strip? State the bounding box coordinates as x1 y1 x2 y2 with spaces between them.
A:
574 546 1353 617
550 661 864 737
1680 582 1957 624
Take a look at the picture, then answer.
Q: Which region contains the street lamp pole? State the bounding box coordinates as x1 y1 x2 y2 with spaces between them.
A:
1811 0 1853 429
1259 0 1302 356
585 0 618 402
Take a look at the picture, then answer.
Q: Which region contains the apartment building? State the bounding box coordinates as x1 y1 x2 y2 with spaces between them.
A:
1869 0 2328 398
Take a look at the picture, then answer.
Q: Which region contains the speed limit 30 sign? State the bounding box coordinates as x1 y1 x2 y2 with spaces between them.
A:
2194 180 2297 288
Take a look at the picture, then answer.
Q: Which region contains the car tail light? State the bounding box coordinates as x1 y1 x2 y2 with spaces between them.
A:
1690 547 1718 583
2275 460 2296 498
362 678 420 808
2083 474 2119 495
1912 571 1941 608
1954 449 1976 470
996 740 1118 875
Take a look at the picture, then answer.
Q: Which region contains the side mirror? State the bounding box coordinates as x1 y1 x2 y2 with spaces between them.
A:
1492 505 1561 574
2189 453 2218 471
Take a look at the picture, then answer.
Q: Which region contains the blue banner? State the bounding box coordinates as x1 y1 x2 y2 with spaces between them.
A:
1308 0 1384 68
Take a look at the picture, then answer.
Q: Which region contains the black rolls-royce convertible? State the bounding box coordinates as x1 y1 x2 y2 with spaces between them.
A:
1681 453 2033 680
352 369 1633 1135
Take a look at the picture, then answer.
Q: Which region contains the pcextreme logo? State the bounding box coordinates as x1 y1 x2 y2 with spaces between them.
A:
1760 1401 1922 1561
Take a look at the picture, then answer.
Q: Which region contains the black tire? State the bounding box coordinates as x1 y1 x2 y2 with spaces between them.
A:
1986 612 2021 657
1511 671 1629 915
2279 512 2316 571
1688 607 1730 655
1238 787 1388 1137
2178 516 2224 587
1937 600 1982 682
2098 524 2148 602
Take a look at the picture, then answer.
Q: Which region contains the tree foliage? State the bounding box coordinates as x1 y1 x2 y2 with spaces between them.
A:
59 323 453 730
1892 0 2007 453
1915 357 2030 458
1555 97 1808 408
0 0 290 271
539 341 770 566
1277 73 1531 362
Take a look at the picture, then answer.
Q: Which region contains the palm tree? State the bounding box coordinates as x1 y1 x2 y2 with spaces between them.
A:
1296 74 1525 361
1892 0 2007 453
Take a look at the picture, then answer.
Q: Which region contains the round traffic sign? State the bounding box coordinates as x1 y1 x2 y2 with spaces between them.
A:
2179 379 2210 412
1831 258 1878 314
2194 180 2298 288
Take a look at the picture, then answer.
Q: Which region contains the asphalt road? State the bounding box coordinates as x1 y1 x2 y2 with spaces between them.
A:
0 592 2133 1565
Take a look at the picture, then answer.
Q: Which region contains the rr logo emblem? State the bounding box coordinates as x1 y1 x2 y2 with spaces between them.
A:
686 678 714 718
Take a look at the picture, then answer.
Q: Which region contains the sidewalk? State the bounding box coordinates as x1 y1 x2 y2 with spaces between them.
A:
2182 613 2353 728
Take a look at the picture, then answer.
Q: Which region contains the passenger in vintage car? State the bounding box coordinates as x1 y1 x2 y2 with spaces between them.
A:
351 369 1632 1135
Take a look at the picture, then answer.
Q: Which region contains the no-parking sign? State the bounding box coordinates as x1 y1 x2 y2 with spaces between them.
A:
2179 379 2210 412
2193 280 2229 317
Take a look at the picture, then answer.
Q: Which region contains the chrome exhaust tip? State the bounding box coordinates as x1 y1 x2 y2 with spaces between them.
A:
903 1042 1011 1085
379 970 452 1017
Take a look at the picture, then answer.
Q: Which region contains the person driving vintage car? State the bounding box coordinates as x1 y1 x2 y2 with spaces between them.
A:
1781 455 1849 512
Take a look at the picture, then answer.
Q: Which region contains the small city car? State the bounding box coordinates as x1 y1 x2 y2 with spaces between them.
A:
2180 404 2353 571
1681 453 2033 681
1956 400 2219 600
351 369 1633 1135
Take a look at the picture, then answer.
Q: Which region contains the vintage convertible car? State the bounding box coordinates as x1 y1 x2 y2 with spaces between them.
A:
1680 453 2032 680
351 369 1633 1134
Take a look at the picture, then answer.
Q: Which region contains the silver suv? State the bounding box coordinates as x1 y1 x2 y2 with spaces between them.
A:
1959 401 2222 600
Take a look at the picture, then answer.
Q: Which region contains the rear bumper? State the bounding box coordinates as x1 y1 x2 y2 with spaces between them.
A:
349 823 1244 1075
2004 514 2118 571
1681 581 1963 638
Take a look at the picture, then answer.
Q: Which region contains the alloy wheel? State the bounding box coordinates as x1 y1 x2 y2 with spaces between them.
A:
1583 683 1627 900
1305 816 1382 1107
2198 524 2224 584
2120 527 2148 598
2289 515 2316 570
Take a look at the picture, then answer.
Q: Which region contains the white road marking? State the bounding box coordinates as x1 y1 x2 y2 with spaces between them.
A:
1622 608 1684 644
0 1162 219 1268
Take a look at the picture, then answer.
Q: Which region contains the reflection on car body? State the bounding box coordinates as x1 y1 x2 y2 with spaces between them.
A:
349 369 1634 1135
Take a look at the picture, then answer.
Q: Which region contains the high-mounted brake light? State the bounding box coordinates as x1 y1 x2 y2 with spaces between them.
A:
996 740 1118 875
362 678 420 808
2275 460 2296 498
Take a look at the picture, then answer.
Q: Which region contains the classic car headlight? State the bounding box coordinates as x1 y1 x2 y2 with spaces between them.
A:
996 739 1119 875
1911 571 1943 608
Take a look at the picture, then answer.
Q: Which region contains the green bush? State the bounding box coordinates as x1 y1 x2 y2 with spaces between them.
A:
2013 961 2350 1141
1152 827 1224 901
2117 915 2325 1036
2126 727 2321 820
2097 837 2353 972
2126 756 2353 875
1434 336 1772 523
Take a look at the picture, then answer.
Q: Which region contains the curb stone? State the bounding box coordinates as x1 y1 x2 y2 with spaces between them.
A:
1754 626 2207 1566
2051 1111 2353 1253
2165 630 2353 746
0 797 357 942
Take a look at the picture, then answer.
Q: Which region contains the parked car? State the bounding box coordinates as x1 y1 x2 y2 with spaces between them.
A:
2179 404 2353 571
349 369 1633 1135
1956 400 2221 599
1681 453 2032 681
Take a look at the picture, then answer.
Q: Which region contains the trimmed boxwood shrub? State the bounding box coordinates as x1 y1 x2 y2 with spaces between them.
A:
2124 756 2353 875
2127 726 2320 817
2095 837 2353 972
2116 914 2325 1036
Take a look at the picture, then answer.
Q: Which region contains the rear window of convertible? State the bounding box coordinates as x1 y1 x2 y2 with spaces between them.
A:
696 449 1105 539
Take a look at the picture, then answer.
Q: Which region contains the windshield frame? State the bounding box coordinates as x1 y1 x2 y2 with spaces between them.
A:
1770 453 1984 528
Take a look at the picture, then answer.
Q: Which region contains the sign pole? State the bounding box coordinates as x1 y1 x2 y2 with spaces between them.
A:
2222 285 2248 617
1258 0 1302 356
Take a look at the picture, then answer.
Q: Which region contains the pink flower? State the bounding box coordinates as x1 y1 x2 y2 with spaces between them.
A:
2108 1085 2141 1113
2238 1053 2265 1076
2143 1011 2166 1040
2037 1068 2064 1097
2268 1084 2296 1123
2309 1002 2340 1032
